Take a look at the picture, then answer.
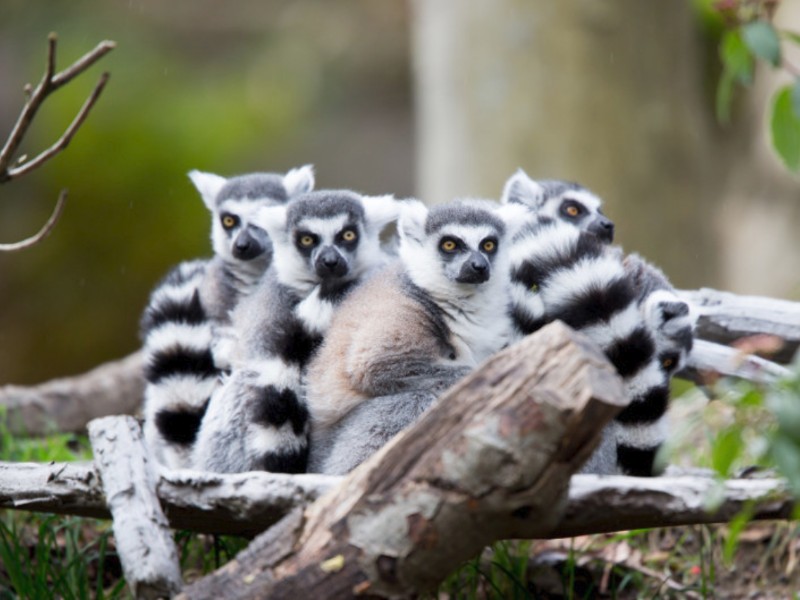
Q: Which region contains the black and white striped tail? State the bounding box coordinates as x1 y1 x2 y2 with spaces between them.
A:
192 285 345 474
141 260 221 469
509 219 673 476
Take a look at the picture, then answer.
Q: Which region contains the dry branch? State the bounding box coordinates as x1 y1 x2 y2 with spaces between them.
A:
681 338 792 385
0 34 115 250
88 416 182 599
0 351 144 436
0 35 115 180
0 463 792 540
679 287 800 364
0 189 67 252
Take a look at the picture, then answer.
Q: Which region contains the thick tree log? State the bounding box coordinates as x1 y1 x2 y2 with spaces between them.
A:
88 416 182 599
0 351 144 436
679 288 800 364
179 322 628 598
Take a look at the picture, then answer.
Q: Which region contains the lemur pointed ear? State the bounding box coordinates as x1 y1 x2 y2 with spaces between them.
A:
362 194 402 232
283 164 315 198
253 204 289 242
501 168 545 208
397 200 429 245
188 170 227 210
495 202 537 238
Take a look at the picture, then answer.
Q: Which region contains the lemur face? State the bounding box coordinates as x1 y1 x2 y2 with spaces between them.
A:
644 290 695 376
400 200 509 295
257 190 402 290
291 212 361 281
188 166 315 266
501 169 615 243
214 198 273 263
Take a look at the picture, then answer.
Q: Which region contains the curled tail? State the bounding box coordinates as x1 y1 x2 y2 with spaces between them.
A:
141 260 221 469
509 220 674 476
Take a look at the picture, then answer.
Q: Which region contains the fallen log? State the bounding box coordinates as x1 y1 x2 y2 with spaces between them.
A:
176 323 627 598
0 351 144 436
679 287 800 364
0 460 791 540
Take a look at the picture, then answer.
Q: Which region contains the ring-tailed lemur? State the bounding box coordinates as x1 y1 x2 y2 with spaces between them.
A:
501 168 615 243
191 189 403 474
306 199 524 475
507 215 694 476
502 168 695 476
140 165 315 469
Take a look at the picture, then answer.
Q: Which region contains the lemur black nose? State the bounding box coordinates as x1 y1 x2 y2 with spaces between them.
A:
315 247 348 278
662 301 689 321
232 229 265 260
456 252 490 284
589 217 615 243
470 259 487 272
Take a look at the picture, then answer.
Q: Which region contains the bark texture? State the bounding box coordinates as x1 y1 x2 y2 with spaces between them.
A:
679 288 800 364
87 415 182 599
179 322 628 598
0 462 791 541
0 351 144 435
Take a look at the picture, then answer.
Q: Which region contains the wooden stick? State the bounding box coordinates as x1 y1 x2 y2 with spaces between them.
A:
87 416 182 599
679 287 800 364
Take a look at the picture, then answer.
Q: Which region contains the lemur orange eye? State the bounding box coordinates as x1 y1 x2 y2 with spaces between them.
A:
221 214 237 229
481 239 496 253
662 358 674 370
342 229 357 242
565 205 580 217
440 239 457 252
300 235 315 247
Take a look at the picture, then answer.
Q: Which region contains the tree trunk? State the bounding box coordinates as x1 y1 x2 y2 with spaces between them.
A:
412 0 721 289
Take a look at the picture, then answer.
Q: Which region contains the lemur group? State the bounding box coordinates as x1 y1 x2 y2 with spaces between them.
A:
140 165 695 479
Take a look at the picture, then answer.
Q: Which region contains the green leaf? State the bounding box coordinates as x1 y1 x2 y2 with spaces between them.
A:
770 85 800 171
770 434 800 497
783 30 800 46
711 427 744 477
716 69 736 123
721 30 754 84
742 21 782 67
792 79 800 120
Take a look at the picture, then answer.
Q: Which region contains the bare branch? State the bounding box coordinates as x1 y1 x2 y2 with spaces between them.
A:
0 34 115 180
7 73 111 180
0 189 67 252
51 39 116 90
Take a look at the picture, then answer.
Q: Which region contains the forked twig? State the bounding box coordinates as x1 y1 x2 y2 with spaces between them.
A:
0 189 67 252
0 33 115 250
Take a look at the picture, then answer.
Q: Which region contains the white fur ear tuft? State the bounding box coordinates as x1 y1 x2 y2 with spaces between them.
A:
252 205 289 241
397 200 429 245
495 202 537 238
362 194 402 231
188 170 227 210
283 164 315 198
500 168 544 208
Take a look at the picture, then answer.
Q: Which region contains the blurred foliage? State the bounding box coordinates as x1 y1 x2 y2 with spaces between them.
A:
705 0 800 170
0 1 411 384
